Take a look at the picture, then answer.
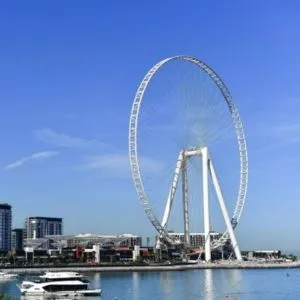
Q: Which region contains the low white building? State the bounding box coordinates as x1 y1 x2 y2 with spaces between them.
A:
167 232 222 248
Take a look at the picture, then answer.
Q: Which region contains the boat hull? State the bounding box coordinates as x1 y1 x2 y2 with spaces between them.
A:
21 289 101 297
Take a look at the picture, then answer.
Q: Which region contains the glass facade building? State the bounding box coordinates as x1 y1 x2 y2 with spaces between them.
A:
11 228 24 251
0 204 12 251
25 217 63 239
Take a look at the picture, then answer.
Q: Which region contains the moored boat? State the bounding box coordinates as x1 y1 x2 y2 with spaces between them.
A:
17 272 101 297
0 271 18 280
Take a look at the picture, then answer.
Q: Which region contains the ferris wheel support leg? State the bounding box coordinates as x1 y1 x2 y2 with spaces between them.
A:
182 156 190 260
162 151 184 229
208 159 242 261
202 147 211 262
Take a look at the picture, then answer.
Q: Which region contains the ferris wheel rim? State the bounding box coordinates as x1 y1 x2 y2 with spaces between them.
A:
128 55 248 249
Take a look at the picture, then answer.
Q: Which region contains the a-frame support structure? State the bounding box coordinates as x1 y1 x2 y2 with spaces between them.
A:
161 147 242 262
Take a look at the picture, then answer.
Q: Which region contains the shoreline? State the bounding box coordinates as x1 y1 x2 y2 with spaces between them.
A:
3 261 300 274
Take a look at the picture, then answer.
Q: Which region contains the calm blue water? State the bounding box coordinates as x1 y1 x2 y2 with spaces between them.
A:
1 269 300 299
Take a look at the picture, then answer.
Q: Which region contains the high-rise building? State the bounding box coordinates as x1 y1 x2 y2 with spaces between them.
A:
24 217 63 239
11 228 24 251
0 204 12 251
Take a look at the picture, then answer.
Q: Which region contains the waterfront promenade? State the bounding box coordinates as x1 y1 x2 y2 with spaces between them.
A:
3 261 300 274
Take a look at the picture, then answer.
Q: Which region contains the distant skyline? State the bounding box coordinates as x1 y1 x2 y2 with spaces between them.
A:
1 1 300 251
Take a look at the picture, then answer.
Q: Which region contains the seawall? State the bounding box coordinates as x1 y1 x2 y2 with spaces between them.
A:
4 261 300 274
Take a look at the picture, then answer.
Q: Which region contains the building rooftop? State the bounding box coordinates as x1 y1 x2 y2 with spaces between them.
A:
45 233 140 246
119 233 140 238
27 216 62 221
168 232 221 236
0 203 11 209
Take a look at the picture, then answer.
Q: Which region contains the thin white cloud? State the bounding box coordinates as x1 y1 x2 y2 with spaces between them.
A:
35 128 96 148
272 123 300 145
4 151 59 170
251 120 300 138
146 125 177 131
267 122 300 144
80 154 164 178
249 121 300 155
272 123 300 135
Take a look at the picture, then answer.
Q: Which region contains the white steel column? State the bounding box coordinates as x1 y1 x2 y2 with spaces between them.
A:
181 155 190 251
162 151 183 229
202 147 211 262
208 159 242 261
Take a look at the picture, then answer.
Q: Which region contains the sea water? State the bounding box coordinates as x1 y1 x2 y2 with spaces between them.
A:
1 269 300 299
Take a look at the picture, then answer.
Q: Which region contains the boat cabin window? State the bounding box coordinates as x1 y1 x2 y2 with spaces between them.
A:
45 277 83 282
23 284 34 289
43 284 88 292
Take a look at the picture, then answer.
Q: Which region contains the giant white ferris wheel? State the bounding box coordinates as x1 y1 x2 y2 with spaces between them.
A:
129 56 248 262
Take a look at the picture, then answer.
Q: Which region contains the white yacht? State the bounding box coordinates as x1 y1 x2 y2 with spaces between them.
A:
18 271 101 297
0 272 18 280
0 271 18 280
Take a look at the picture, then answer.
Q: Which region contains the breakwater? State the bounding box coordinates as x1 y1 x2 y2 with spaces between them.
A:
3 261 300 274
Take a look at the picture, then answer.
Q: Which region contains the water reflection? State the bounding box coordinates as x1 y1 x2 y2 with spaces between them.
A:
225 269 244 296
204 269 214 300
91 272 101 289
131 272 140 300
229 269 243 289
0 280 11 293
160 271 173 300
0 278 19 299
217 269 245 299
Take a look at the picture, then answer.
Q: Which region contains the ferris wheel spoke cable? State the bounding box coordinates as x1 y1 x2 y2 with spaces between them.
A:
142 73 231 154
182 100 231 148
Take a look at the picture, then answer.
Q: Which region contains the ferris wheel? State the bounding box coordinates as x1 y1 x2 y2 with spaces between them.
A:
129 56 248 261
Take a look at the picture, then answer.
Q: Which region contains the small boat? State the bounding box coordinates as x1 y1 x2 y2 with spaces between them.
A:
0 271 18 280
17 272 101 297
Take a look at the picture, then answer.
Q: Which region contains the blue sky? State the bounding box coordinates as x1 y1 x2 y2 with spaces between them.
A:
0 1 300 251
